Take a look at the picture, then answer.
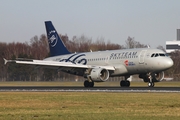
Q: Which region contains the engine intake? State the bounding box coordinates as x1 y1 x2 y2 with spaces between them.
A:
152 71 164 82
139 71 164 82
88 68 109 82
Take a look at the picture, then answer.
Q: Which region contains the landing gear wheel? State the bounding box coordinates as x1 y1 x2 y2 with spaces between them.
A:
120 80 130 87
84 80 94 87
84 80 89 87
148 82 154 87
89 81 94 87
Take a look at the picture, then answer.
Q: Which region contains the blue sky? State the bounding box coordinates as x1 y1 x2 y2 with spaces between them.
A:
1 0 180 48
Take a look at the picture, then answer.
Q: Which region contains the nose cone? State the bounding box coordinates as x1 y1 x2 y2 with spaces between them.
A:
166 58 174 69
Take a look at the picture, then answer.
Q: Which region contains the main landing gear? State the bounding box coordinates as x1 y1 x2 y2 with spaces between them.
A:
84 80 94 87
120 76 130 87
120 80 130 87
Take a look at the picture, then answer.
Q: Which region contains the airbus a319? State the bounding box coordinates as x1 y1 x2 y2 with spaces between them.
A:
4 21 174 87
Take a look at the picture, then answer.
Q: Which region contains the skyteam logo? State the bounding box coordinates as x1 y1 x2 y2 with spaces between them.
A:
48 30 58 47
60 53 87 65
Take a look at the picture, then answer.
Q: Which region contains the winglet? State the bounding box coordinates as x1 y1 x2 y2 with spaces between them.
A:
3 58 16 65
3 58 8 65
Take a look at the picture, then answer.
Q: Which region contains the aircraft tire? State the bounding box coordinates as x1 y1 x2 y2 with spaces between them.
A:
126 81 130 87
89 81 94 87
148 82 154 87
120 80 130 87
84 80 89 87
84 80 94 87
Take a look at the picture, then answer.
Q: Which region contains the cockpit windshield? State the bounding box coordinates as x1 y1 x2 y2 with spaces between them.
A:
151 53 167 57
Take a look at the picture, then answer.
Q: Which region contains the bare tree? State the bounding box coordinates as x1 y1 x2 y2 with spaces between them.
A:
125 36 147 48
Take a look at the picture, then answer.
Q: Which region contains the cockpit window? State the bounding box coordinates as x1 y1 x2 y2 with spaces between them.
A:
159 53 166 57
151 53 166 57
155 53 159 57
151 54 155 57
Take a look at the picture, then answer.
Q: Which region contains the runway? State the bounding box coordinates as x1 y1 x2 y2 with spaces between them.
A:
0 86 180 92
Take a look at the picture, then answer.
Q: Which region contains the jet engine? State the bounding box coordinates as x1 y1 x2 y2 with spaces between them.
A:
152 71 164 82
88 68 109 82
139 71 164 82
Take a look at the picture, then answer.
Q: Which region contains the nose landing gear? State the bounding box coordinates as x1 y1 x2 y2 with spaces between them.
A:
147 73 155 87
148 82 154 87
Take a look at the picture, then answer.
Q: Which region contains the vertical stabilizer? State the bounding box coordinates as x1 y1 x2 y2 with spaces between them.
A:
45 21 71 56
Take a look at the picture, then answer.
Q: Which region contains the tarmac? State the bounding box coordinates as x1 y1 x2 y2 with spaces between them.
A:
0 86 180 92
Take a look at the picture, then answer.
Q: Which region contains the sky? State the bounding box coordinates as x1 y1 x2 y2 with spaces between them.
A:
1 0 180 48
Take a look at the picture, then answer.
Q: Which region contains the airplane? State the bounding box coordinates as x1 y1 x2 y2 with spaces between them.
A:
4 21 174 87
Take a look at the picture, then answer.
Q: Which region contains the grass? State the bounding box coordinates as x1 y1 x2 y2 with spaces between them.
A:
0 92 180 120
0 81 180 87
0 81 179 119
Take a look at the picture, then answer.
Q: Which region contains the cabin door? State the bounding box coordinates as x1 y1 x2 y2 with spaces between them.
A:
139 50 146 64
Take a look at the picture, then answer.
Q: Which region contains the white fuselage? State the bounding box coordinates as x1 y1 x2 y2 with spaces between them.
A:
44 48 173 77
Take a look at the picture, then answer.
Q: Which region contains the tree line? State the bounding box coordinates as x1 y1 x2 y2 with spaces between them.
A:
0 34 179 81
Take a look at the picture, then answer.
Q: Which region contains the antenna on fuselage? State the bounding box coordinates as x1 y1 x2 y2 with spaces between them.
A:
147 45 151 48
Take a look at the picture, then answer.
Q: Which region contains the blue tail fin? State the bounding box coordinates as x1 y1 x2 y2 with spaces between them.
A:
45 21 71 56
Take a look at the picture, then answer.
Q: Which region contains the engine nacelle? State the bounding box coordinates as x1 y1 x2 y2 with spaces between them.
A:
139 71 164 82
152 71 164 82
88 68 109 82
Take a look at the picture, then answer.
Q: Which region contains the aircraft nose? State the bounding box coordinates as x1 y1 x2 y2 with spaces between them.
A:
166 58 174 68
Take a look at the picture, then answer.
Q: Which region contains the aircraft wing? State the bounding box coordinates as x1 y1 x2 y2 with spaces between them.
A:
4 58 115 71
